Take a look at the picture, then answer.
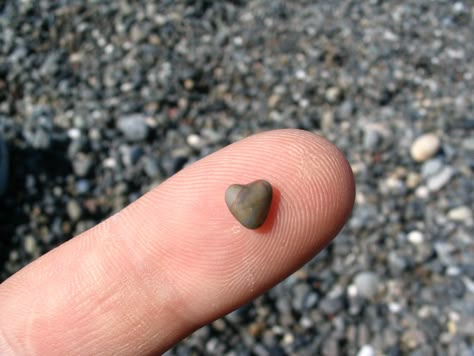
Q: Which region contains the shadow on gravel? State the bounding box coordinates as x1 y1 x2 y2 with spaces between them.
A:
0 137 71 281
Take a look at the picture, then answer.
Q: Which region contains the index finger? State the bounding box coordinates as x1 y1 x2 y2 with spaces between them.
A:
0 129 355 355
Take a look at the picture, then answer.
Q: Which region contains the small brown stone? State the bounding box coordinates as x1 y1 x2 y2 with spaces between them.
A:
225 179 273 229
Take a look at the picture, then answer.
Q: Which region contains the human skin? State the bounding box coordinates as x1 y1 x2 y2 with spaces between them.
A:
0 129 355 355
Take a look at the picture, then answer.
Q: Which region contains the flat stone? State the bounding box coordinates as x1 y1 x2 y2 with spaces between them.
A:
448 206 472 222
427 166 454 191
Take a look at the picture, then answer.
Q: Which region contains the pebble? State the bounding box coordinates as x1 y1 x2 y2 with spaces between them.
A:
421 158 444 178
461 137 474 150
72 153 93 177
325 86 342 103
447 206 472 222
117 114 149 141
186 134 205 149
119 145 143 167
407 230 424 245
75 179 91 194
353 272 380 298
434 242 455 265
357 345 376 356
292 283 311 311
388 251 409 274
143 156 161 178
24 235 38 255
66 200 82 222
410 133 441 162
427 166 454 191
319 296 345 315
225 180 273 229
363 128 380 150
406 172 422 188
415 185 430 199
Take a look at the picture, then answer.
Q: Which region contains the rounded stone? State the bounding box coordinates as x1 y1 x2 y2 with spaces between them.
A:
353 272 380 298
410 133 441 162
407 230 424 245
225 179 273 229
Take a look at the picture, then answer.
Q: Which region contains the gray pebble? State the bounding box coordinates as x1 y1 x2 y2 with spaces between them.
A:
319 296 344 315
75 179 91 194
363 128 380 150
73 153 93 177
143 156 161 178
421 158 444 179
117 114 149 142
354 272 380 298
427 166 454 191
119 145 143 167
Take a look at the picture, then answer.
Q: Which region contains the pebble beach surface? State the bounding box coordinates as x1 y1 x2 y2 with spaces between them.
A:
1 1 473 355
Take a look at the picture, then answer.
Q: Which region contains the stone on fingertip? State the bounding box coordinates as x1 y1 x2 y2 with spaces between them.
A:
225 180 273 229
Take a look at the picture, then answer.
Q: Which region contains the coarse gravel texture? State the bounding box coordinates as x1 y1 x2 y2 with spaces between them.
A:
1 1 473 355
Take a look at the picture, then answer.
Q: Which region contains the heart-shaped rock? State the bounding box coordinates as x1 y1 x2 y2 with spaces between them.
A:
225 179 273 229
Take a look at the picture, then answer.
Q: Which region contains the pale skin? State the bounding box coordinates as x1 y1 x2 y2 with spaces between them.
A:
0 129 355 355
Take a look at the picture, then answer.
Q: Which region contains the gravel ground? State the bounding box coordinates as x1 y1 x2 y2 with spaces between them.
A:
1 1 473 355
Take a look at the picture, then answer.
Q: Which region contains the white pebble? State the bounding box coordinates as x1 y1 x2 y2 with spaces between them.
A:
388 302 402 314
325 86 342 103
410 133 440 162
347 284 358 297
357 345 376 356
233 36 243 46
295 69 307 80
186 134 204 149
415 185 430 199
446 266 461 276
67 128 81 140
447 206 472 222
407 230 424 245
